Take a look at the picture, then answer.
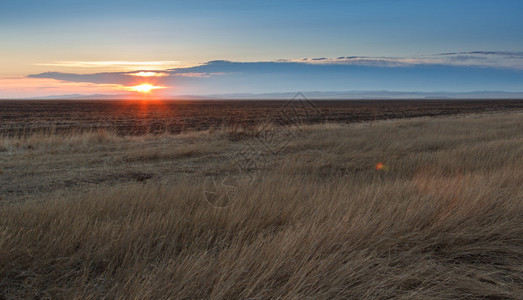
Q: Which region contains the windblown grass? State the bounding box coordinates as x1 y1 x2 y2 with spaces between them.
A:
0 112 522 298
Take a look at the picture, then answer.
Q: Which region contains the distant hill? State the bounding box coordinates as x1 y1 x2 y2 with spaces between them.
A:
205 91 523 99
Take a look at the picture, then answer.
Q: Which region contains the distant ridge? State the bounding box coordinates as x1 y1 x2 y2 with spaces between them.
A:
205 90 523 99
14 94 216 100
8 90 523 100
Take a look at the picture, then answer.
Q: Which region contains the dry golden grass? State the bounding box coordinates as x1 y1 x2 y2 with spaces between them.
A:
1 111 522 298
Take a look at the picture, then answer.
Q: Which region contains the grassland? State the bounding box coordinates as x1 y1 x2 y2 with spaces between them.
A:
0 108 522 298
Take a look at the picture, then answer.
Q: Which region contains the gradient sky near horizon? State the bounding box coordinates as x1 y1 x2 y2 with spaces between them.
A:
1 0 523 98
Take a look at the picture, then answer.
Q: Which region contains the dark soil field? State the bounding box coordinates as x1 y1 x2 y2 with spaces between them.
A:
2 99 523 135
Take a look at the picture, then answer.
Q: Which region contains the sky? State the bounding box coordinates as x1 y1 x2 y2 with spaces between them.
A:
1 0 523 98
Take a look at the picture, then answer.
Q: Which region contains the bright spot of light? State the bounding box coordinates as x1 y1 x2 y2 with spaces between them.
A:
126 84 165 93
129 71 169 77
375 162 390 171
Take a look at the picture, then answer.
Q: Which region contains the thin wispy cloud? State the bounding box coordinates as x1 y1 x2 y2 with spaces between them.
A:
168 72 227 78
35 61 183 71
28 72 137 85
437 51 523 57
297 51 523 69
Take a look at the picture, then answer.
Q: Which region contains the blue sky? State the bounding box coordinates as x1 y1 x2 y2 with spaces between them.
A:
1 0 523 97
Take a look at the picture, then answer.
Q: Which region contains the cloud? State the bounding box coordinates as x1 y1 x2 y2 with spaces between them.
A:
296 51 523 69
25 67 232 93
169 72 226 78
437 51 523 57
35 61 183 71
298 56 417 67
24 52 523 95
304 56 478 68
431 51 523 69
28 72 137 85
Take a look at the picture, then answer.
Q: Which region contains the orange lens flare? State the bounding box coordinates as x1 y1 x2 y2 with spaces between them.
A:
375 162 389 171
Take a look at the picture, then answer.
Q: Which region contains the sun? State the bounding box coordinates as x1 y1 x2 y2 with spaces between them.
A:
129 71 168 77
127 84 164 93
131 84 155 93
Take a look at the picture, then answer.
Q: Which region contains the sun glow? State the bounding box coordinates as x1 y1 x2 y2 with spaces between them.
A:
126 84 165 93
129 71 169 77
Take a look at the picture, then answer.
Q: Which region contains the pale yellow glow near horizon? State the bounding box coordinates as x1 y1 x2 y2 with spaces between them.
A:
0 76 171 98
0 77 128 98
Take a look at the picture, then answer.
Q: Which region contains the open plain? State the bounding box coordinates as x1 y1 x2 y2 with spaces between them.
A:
0 100 522 298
